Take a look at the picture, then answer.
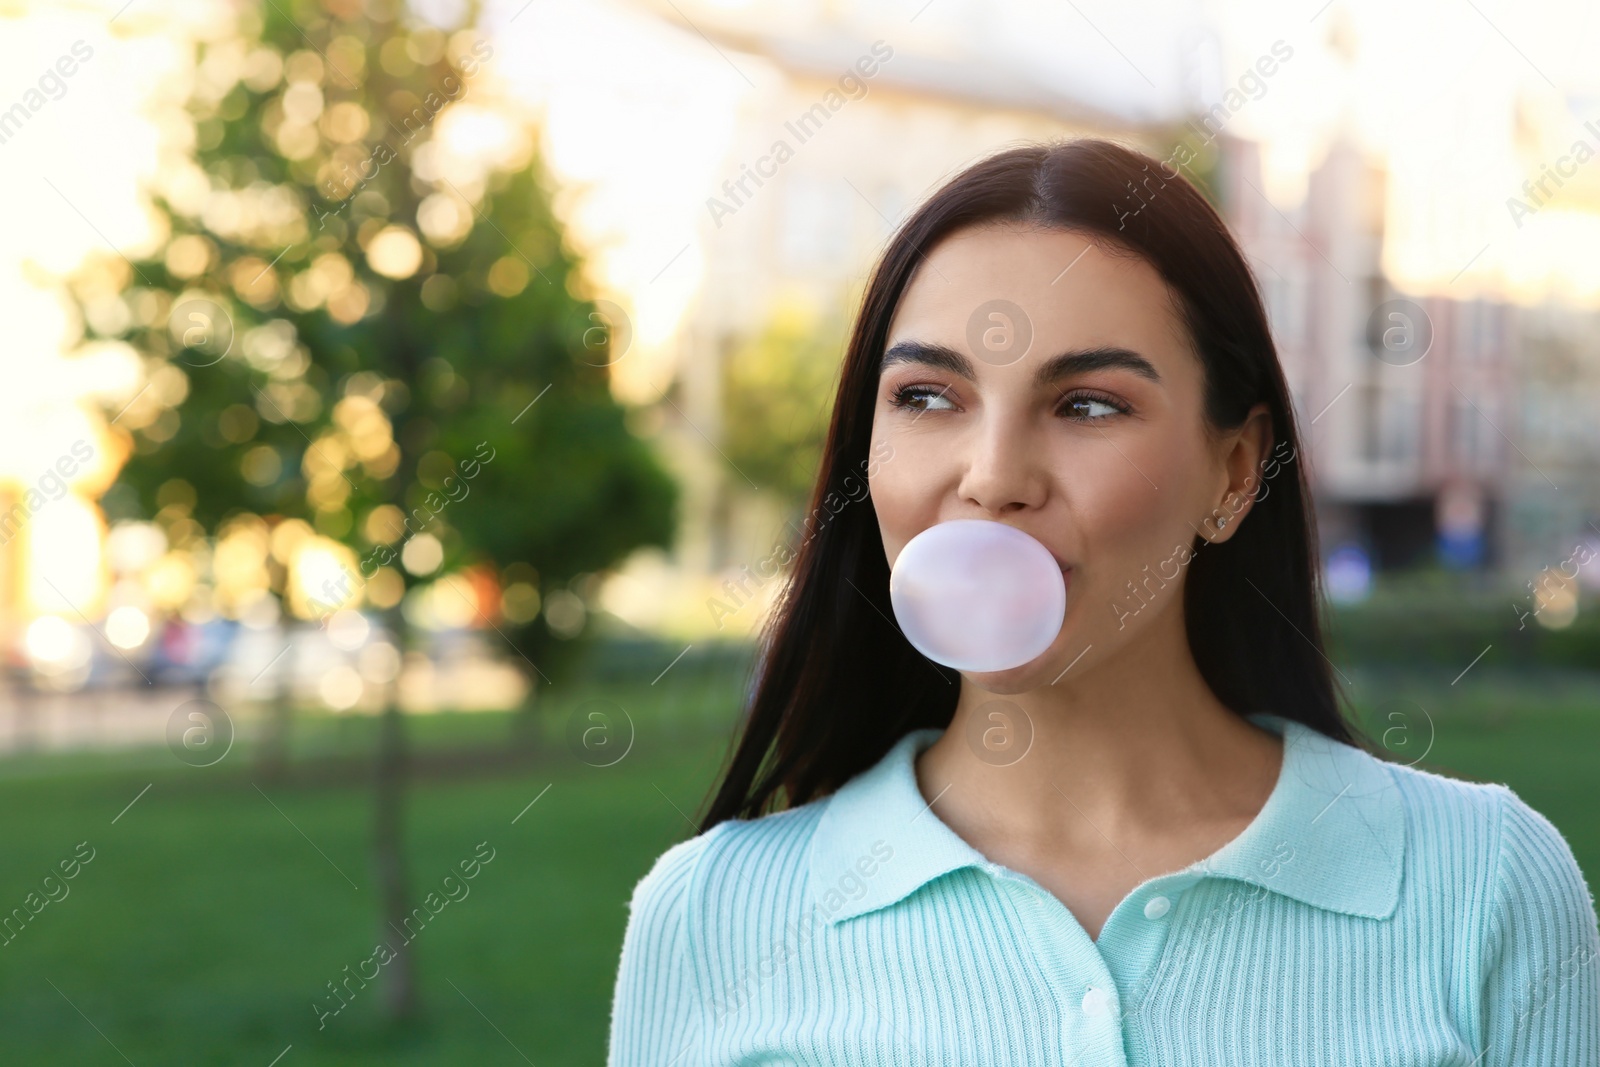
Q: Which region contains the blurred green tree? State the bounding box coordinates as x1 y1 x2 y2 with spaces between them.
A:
719 296 846 514
72 0 675 1027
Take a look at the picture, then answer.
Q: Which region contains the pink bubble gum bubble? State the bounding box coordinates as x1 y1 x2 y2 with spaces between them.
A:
888 519 1067 673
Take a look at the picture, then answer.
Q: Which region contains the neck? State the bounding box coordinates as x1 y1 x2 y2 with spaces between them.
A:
915 602 1283 852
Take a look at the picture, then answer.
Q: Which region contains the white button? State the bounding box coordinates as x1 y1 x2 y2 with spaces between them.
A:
1081 986 1110 1017
1143 895 1172 920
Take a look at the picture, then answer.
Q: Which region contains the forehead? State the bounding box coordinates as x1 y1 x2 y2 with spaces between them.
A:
885 223 1194 364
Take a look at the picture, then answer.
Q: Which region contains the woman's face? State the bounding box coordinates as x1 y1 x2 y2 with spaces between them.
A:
868 222 1271 692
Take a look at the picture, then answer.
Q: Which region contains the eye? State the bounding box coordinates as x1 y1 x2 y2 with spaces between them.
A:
889 383 956 413
1058 390 1129 422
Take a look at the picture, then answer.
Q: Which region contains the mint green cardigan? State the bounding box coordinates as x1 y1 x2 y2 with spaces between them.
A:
608 713 1600 1064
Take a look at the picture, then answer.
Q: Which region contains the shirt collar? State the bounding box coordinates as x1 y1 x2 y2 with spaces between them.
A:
808 712 1405 926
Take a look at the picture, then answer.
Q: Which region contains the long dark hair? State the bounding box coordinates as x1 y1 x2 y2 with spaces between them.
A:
698 138 1363 833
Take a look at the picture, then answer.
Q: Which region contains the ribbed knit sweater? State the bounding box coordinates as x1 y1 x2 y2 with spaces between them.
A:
607 712 1600 1065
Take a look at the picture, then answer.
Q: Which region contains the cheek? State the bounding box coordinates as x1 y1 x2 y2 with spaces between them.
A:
1077 475 1166 563
867 435 950 564
867 468 920 565
1065 436 1205 580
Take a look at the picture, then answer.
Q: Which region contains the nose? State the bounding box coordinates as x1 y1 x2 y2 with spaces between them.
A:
956 414 1049 517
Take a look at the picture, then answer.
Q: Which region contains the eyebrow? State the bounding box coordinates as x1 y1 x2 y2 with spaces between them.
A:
880 340 1164 388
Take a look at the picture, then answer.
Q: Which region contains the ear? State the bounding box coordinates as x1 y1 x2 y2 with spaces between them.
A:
1202 403 1273 543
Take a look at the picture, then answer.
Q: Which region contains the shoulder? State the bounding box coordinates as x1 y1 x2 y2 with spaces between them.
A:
1382 754 1586 883
626 799 832 934
1381 755 1560 887
613 807 830 1063
1478 780 1597 936
620 801 834 1020
626 828 718 918
1382 753 1507 838
1382 755 1597 950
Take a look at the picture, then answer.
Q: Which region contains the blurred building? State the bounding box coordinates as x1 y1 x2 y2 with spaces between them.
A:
1215 134 1596 579
1508 301 1600 573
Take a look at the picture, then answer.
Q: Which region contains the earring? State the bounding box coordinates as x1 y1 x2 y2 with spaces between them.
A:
1216 515 1229 530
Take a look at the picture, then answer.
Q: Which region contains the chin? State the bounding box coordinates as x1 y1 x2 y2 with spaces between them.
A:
961 654 1063 694
959 670 1041 696
958 626 1087 694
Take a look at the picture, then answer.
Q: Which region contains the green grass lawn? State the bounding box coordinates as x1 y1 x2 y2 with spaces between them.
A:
0 664 1595 1065
0 670 748 1067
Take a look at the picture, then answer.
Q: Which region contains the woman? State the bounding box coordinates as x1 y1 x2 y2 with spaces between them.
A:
607 139 1600 1065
